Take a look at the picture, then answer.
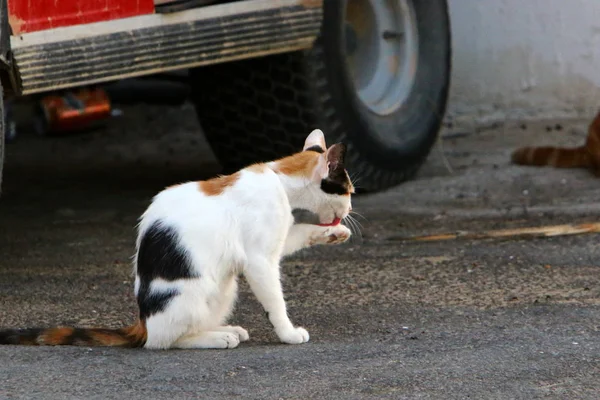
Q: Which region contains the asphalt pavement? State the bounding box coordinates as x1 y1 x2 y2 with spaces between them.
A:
1 99 599 399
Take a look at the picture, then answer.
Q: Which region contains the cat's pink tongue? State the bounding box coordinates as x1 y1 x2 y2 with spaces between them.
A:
318 217 341 227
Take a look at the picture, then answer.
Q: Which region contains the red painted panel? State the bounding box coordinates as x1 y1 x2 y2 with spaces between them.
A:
8 0 155 34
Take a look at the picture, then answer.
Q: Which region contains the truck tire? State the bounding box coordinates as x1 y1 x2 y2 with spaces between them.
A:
190 0 451 192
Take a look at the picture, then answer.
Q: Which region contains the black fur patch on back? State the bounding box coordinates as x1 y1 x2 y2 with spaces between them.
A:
136 221 196 319
305 145 325 153
137 288 180 320
137 221 195 281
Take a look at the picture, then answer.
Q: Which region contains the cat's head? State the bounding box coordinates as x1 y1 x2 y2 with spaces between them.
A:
273 129 354 225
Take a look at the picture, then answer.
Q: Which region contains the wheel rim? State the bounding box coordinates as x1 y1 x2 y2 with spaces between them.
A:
344 0 419 116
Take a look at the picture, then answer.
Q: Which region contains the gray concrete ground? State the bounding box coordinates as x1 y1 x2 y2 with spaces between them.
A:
1 98 600 399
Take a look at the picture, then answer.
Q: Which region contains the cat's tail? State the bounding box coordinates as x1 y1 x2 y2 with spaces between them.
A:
511 145 591 168
0 320 147 347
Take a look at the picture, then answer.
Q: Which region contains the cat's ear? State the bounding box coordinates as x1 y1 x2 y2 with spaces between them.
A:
325 143 346 173
303 129 327 152
313 142 346 181
313 153 329 180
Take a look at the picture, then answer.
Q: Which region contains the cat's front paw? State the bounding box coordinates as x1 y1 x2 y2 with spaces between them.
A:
324 224 352 244
310 224 352 246
277 327 310 344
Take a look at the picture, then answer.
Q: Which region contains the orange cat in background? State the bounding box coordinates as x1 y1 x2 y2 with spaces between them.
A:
512 110 600 176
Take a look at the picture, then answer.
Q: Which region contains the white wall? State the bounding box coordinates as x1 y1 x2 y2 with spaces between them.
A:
447 0 600 124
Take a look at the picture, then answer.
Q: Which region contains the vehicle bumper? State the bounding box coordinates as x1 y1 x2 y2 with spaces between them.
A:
9 0 323 95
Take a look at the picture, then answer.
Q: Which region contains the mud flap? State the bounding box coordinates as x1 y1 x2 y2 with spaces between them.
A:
0 84 4 195
0 123 2 196
0 0 10 195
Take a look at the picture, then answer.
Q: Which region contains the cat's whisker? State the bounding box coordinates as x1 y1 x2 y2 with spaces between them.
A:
343 217 353 231
350 177 363 190
343 217 356 238
344 214 363 243
350 170 363 182
347 213 365 230
350 210 368 222
352 218 363 237
349 171 363 189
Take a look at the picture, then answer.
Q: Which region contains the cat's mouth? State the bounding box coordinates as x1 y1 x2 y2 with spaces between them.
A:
318 217 341 227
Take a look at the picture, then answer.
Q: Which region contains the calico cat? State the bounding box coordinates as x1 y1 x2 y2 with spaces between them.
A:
0 129 354 349
511 109 600 175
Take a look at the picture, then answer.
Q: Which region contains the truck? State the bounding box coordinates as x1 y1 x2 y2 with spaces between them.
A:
0 0 451 193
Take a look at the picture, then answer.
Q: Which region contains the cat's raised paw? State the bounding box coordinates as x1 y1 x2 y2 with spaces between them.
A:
325 224 352 244
309 225 352 246
277 327 310 344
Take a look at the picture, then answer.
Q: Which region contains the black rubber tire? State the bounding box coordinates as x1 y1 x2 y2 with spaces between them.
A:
190 0 451 192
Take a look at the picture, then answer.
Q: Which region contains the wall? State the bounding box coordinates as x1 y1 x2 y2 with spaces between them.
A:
447 0 600 124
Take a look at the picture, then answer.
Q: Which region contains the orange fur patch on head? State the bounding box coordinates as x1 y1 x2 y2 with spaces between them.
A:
198 172 240 196
273 151 320 177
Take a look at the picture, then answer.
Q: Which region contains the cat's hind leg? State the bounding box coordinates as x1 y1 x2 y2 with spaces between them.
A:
143 277 237 350
212 275 249 342
144 312 189 350
218 325 249 341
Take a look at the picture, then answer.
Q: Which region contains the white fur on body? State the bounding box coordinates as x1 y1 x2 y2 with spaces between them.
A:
134 150 351 349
